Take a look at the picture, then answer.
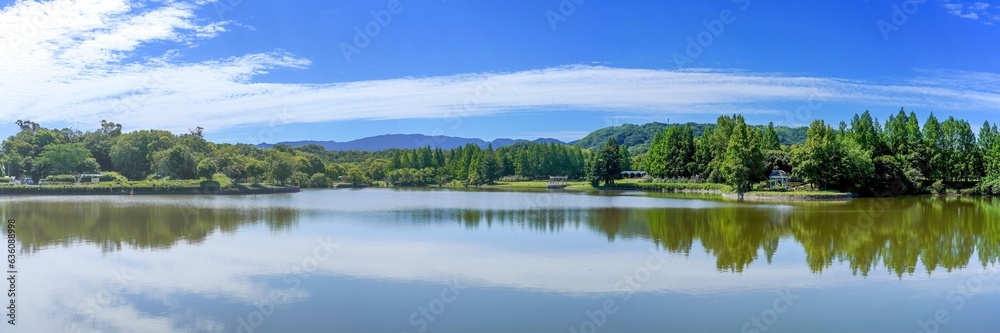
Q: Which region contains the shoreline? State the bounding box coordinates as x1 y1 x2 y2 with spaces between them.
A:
722 192 854 202
0 185 300 196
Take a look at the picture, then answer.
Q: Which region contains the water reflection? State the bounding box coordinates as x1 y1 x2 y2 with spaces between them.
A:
361 197 1000 277
2 191 999 332
5 194 999 277
2 198 299 253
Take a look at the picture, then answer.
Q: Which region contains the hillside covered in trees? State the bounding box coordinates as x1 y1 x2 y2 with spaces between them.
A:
573 122 808 155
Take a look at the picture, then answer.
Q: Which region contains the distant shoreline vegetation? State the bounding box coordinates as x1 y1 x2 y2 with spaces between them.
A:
2 108 999 198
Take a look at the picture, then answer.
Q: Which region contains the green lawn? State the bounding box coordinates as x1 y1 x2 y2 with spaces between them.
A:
485 179 733 193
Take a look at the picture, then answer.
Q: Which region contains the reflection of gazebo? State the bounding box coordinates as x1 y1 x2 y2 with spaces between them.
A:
768 170 790 190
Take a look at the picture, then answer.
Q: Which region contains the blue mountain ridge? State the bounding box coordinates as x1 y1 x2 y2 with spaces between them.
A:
257 134 567 151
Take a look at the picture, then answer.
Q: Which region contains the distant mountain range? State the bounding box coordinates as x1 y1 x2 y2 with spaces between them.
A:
257 134 566 151
257 122 809 153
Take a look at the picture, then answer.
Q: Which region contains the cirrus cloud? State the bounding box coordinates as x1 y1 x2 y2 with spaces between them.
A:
2 0 1000 136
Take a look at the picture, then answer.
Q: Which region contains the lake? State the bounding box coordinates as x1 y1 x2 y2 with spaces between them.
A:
3 188 999 332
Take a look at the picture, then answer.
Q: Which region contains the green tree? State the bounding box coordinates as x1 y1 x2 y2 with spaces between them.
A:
588 138 623 186
345 165 368 186
270 160 293 185
647 125 695 178
705 115 736 182
720 116 764 193
922 113 946 180
981 121 1000 178
479 149 500 184
290 171 309 187
793 120 837 190
761 122 781 151
153 146 197 179
309 173 329 188
245 160 266 184
110 130 175 180
196 158 218 180
362 158 390 181
36 143 100 177
793 120 874 192
849 110 885 155
324 163 346 182
619 145 632 171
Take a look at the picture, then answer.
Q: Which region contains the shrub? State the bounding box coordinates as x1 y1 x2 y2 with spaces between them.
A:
498 175 531 182
212 173 233 188
930 180 946 195
99 172 128 183
44 174 78 183
309 173 329 188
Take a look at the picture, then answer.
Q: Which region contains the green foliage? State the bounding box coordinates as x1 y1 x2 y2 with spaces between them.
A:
466 169 482 187
345 165 368 186
849 110 887 155
153 145 197 180
646 125 695 178
760 122 781 151
270 160 293 185
574 121 807 155
792 120 874 192
720 115 765 193
763 150 791 173
387 168 437 186
479 148 500 184
196 159 218 180
290 171 309 187
245 160 266 184
110 130 175 180
619 145 631 171
587 138 623 186
931 180 947 195
43 174 78 183
36 143 100 177
631 182 733 192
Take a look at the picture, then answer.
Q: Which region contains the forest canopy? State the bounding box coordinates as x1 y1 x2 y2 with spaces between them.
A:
2 108 998 196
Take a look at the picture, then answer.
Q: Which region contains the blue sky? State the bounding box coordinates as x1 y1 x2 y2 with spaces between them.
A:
1 0 999 143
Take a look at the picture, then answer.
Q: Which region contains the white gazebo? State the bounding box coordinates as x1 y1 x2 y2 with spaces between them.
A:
768 170 790 190
547 176 569 189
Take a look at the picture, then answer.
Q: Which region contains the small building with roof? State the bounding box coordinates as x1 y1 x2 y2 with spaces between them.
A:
768 170 790 190
620 171 647 179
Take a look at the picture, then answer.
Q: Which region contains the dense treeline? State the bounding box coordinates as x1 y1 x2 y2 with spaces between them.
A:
0 120 587 188
637 109 1000 195
380 142 587 186
3 108 998 195
574 121 807 155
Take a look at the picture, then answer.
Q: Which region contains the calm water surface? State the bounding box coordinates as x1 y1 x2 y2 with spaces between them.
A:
3 188 999 332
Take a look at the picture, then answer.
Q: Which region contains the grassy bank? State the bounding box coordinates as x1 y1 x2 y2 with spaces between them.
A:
724 190 854 201
456 178 733 193
0 180 299 196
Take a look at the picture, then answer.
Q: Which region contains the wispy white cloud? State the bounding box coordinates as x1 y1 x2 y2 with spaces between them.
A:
939 0 999 22
2 0 1000 137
